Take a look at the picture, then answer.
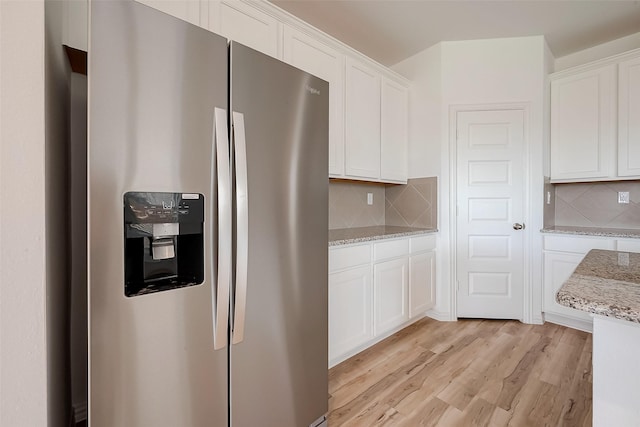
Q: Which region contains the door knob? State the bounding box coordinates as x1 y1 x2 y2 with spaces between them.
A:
513 223 525 230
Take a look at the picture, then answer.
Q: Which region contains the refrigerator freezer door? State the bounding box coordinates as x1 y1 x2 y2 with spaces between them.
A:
89 2 228 425
230 42 329 427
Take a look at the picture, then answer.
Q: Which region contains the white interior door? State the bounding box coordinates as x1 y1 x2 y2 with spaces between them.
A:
456 109 525 319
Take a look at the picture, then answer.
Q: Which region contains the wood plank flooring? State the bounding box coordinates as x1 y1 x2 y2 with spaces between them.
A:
328 317 592 426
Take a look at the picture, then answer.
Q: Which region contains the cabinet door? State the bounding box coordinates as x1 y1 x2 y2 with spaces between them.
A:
543 251 592 322
328 266 372 363
283 27 345 177
381 78 408 183
550 64 616 181
618 55 640 177
208 0 280 58
373 258 408 336
135 0 201 26
345 58 381 179
409 251 435 318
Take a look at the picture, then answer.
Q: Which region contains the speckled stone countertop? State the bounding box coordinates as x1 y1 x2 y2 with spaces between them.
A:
329 226 437 247
541 226 640 239
556 249 640 323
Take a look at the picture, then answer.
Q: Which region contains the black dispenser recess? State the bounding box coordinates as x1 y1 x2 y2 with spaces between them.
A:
124 192 204 297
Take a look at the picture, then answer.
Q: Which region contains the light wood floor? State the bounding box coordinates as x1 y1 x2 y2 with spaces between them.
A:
328 317 592 426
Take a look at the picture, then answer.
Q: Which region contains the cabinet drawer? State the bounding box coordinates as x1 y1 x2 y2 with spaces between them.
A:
373 238 409 262
543 235 615 254
410 234 436 254
329 244 371 272
616 239 640 253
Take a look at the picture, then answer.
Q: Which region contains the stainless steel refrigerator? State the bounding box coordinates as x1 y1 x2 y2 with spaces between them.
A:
88 2 328 426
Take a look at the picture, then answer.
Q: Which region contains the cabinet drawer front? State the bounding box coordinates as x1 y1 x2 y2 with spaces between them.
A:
373 238 409 262
410 234 436 253
543 235 615 254
329 244 371 272
617 239 640 253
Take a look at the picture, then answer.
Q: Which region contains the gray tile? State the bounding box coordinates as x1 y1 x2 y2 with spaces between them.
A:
556 183 592 203
411 177 436 202
385 183 406 204
605 205 640 229
544 182 556 228
605 181 640 204
385 205 408 227
570 184 627 225
414 209 435 229
554 198 594 227
391 185 426 225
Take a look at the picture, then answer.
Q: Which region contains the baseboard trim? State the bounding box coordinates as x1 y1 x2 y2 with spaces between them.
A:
425 309 455 322
544 312 593 333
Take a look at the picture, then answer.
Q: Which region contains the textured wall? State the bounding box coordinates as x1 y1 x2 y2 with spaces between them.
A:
0 2 49 426
386 177 437 228
554 181 640 229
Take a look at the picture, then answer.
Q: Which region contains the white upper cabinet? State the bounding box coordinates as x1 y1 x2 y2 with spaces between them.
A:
549 49 640 182
135 0 202 26
618 55 640 177
550 64 617 182
133 0 410 182
283 27 345 177
381 78 408 183
207 0 280 58
345 58 382 180
344 58 409 184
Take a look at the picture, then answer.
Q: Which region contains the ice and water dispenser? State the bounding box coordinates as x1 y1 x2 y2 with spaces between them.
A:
124 192 204 297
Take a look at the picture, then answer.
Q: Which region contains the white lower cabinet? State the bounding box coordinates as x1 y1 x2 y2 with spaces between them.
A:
329 234 436 367
543 234 616 331
543 251 592 326
409 251 435 317
328 265 372 363
374 258 408 335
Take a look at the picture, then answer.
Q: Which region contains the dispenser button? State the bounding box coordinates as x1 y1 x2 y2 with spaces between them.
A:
152 238 175 260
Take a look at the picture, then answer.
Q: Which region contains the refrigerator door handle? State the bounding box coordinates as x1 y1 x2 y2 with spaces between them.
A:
213 107 231 350
232 111 248 345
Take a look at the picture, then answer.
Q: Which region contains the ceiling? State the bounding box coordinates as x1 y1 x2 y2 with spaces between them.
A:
270 0 640 66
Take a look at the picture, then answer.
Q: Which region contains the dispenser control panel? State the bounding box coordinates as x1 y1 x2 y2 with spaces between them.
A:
124 192 204 224
123 192 205 297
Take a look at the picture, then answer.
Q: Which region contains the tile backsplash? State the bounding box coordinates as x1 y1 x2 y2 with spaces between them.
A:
328 177 438 230
543 177 555 228
553 181 640 229
328 181 385 229
386 177 438 229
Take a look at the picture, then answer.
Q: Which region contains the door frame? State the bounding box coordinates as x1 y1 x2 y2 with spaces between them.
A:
448 102 536 323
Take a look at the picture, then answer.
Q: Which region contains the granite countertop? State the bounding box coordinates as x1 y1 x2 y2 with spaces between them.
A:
556 249 640 323
329 226 437 247
541 226 640 239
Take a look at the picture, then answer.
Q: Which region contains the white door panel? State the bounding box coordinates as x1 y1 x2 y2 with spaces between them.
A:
457 109 525 319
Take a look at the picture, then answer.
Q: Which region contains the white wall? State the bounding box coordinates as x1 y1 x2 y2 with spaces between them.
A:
0 1 49 426
393 36 548 323
555 31 640 71
392 44 442 179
